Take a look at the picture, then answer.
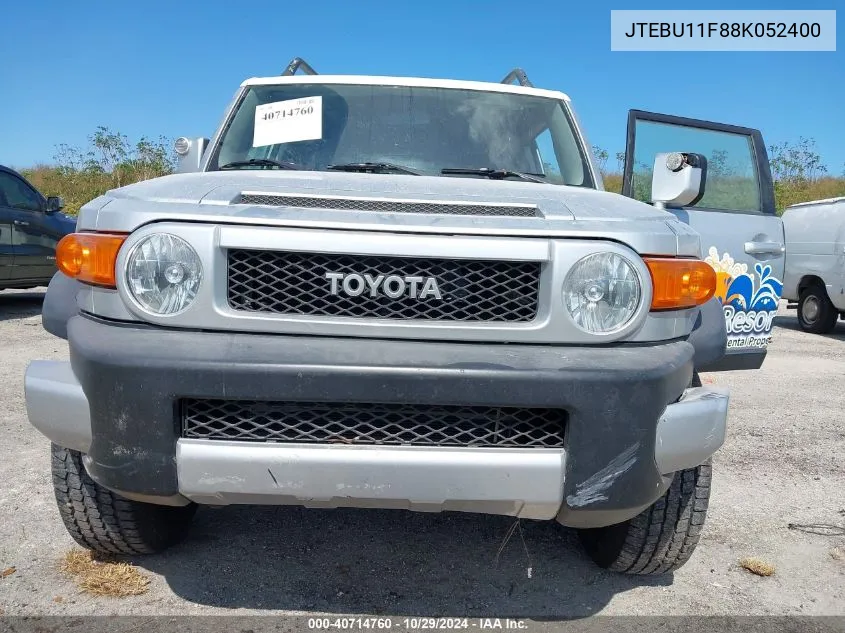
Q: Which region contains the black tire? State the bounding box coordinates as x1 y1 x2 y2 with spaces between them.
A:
51 443 196 555
798 284 838 334
578 460 711 575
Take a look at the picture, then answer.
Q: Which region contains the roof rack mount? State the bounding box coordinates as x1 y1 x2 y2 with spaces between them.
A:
500 68 533 88
281 58 533 88
282 57 318 76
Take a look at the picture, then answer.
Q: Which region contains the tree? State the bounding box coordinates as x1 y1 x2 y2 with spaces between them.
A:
592 145 609 174
769 137 827 183
767 138 830 214
129 136 175 182
91 126 129 179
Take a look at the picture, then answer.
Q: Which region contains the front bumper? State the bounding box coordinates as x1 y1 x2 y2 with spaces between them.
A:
26 315 729 528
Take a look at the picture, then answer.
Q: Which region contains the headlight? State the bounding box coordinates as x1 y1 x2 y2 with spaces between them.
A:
562 252 641 334
125 234 202 315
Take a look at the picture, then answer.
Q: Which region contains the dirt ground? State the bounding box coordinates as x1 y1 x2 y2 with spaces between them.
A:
0 289 843 618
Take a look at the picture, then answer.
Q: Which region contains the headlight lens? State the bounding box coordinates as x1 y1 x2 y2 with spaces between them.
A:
126 234 202 315
563 252 641 334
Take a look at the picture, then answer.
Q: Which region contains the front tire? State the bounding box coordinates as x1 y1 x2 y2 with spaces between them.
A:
578 460 711 575
51 444 196 555
798 284 838 334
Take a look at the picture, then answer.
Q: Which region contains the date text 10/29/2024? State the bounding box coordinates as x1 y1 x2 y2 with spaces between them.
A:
308 618 528 630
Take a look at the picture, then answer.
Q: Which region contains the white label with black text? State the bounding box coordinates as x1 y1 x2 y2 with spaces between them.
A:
253 96 322 147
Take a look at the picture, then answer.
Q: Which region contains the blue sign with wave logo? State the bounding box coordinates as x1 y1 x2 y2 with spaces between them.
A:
725 263 784 312
705 249 782 350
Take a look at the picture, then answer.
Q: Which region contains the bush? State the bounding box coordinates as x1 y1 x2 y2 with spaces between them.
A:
19 127 175 215
603 173 623 194
15 131 845 217
595 138 843 214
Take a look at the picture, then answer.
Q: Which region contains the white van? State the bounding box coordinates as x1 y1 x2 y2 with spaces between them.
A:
782 196 845 333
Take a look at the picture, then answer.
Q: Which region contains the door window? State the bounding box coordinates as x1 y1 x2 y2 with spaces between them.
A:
0 173 43 212
630 120 763 214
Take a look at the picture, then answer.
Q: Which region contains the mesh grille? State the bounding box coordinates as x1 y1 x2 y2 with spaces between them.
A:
238 194 538 217
227 251 541 322
182 399 566 448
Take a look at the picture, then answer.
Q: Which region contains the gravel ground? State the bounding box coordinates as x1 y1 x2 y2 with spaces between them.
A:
0 289 843 618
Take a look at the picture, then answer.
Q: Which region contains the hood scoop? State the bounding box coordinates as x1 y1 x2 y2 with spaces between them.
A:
236 192 540 218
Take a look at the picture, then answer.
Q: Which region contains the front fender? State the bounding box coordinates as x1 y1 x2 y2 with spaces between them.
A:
42 272 82 340
687 297 727 372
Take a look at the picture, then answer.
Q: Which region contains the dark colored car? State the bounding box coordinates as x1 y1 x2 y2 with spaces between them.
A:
0 165 76 290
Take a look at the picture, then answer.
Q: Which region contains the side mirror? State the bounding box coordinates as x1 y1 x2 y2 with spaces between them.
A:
174 137 211 174
650 152 707 208
46 196 64 213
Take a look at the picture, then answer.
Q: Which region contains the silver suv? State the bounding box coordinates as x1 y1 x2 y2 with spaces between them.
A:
25 60 785 575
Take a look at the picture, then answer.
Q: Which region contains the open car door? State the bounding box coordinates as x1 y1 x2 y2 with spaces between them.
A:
622 110 785 371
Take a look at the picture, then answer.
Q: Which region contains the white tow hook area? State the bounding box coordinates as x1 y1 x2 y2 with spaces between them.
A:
655 386 730 474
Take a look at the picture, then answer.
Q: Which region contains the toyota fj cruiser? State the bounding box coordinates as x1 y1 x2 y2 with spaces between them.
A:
25 59 785 575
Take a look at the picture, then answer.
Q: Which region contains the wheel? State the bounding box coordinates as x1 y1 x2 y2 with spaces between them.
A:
798 284 838 334
51 444 196 555
578 460 711 575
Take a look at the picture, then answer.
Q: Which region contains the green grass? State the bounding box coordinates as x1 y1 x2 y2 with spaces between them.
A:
600 172 843 215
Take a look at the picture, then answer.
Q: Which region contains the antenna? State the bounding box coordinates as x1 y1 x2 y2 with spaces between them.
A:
282 57 318 76
500 68 533 88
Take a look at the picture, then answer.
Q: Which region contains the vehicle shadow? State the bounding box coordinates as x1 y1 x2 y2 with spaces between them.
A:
773 314 845 341
138 506 670 617
0 289 45 322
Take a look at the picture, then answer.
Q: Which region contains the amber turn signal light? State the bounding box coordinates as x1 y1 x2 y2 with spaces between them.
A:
56 233 127 288
643 257 717 311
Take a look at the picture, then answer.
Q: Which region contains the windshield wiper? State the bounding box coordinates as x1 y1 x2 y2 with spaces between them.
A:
441 167 546 183
219 158 301 170
327 162 422 176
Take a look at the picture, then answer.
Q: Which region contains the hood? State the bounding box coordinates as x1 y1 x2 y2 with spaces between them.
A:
102 170 670 222
82 170 702 257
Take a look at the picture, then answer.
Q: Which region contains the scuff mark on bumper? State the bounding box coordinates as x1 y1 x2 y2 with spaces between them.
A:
566 443 639 507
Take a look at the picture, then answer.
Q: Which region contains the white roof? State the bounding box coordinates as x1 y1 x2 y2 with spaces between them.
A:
241 74 571 102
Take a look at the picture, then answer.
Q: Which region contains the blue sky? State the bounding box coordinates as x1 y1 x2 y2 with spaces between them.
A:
1 0 841 173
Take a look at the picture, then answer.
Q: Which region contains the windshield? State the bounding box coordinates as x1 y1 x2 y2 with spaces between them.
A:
210 83 593 186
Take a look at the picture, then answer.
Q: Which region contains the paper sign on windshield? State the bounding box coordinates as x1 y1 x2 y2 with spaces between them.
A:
253 96 322 147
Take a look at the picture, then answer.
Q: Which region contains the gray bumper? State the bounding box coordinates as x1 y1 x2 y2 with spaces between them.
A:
25 317 729 526
655 385 728 474
25 361 92 454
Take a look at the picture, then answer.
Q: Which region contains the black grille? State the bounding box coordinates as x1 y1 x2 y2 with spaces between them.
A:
237 194 538 217
182 399 566 448
227 251 541 322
